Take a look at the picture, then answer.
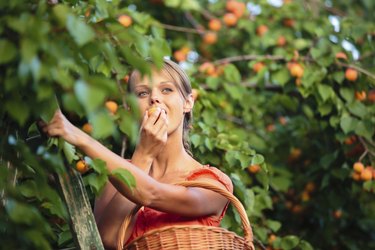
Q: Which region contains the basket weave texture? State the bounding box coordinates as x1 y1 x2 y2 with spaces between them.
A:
118 181 255 250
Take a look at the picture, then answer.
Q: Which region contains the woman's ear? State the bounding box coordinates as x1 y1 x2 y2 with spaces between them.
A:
183 94 194 113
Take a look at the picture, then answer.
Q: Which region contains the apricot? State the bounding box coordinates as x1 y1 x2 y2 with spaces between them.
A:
256 25 268 37
105 101 118 114
203 32 218 45
76 160 88 174
290 63 304 78
345 68 358 81
118 15 132 27
335 52 348 60
208 19 222 31
355 91 366 101
277 36 287 47
247 164 260 174
223 13 238 26
82 123 93 134
361 167 373 181
253 62 265 73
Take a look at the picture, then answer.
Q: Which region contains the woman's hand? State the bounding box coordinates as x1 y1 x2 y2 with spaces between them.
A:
38 109 88 147
134 107 168 159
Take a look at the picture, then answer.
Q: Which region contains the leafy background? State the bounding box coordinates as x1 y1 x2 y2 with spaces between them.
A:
1 0 374 249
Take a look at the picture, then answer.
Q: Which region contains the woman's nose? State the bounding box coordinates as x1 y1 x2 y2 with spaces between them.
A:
150 92 161 105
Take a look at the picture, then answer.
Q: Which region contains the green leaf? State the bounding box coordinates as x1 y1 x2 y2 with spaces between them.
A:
90 111 115 139
281 235 300 250
348 101 367 118
74 80 106 113
340 115 358 134
0 39 17 64
339 88 354 103
111 168 136 189
251 154 265 165
266 219 282 232
317 84 334 102
84 172 108 195
224 64 241 84
272 68 290 86
299 240 314 250
5 98 29 125
60 140 78 164
356 120 374 140
66 14 95 46
190 134 201 148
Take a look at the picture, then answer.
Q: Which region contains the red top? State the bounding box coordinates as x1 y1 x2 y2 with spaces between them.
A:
126 165 233 244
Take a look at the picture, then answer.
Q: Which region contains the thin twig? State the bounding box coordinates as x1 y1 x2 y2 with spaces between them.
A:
254 237 267 250
200 9 217 20
184 12 206 34
158 23 203 34
121 137 127 158
336 62 375 81
358 149 368 162
213 55 285 65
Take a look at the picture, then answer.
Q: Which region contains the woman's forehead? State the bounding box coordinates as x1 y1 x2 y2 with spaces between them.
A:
132 67 179 86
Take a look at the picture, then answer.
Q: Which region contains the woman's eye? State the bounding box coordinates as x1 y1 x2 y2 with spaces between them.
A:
137 91 149 97
162 88 173 93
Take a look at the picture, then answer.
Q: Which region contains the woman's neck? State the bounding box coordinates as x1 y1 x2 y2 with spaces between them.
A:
150 130 195 180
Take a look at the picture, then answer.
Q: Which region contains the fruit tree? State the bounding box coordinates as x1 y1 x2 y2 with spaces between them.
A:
1 0 374 249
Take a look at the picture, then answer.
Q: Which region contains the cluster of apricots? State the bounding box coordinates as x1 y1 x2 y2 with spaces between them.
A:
198 62 224 77
173 47 190 62
200 0 247 45
287 62 304 86
352 162 374 182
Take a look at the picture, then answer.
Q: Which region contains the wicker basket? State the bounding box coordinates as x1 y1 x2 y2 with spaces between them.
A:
117 181 255 250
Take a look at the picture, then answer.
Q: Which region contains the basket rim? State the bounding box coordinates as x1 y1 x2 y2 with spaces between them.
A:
125 224 250 247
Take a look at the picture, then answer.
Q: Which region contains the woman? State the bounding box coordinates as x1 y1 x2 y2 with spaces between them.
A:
41 59 233 249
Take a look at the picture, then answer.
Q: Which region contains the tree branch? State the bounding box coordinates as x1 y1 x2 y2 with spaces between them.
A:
337 62 375 81
213 54 285 65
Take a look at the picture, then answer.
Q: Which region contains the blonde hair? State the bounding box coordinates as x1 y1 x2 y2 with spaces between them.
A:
128 59 193 156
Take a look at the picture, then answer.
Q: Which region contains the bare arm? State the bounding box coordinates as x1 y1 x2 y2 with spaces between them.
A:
43 110 228 217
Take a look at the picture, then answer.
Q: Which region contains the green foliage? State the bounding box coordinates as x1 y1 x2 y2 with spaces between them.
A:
1 0 375 250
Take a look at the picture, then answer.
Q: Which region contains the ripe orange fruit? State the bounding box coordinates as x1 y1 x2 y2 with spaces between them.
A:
148 105 159 116
118 15 132 27
208 19 222 31
203 32 218 45
355 91 366 101
256 25 269 36
289 148 302 161
292 204 303 214
123 74 129 84
268 234 277 244
290 63 304 78
279 116 287 125
199 62 216 75
361 167 373 181
192 89 199 101
283 18 295 27
223 13 238 26
333 209 342 219
248 165 260 174
76 160 88 174
351 172 361 181
353 162 364 173
344 135 356 145
82 123 93 134
226 0 238 12
367 90 375 103
335 52 348 60
266 124 275 132
105 101 118 114
345 68 358 81
277 36 287 47
253 62 265 73
173 50 187 62
305 181 316 193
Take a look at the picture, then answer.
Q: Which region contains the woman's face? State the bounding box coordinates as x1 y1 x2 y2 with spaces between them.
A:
131 68 193 135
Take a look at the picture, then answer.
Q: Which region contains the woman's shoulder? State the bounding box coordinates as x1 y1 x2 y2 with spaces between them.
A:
186 164 233 193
